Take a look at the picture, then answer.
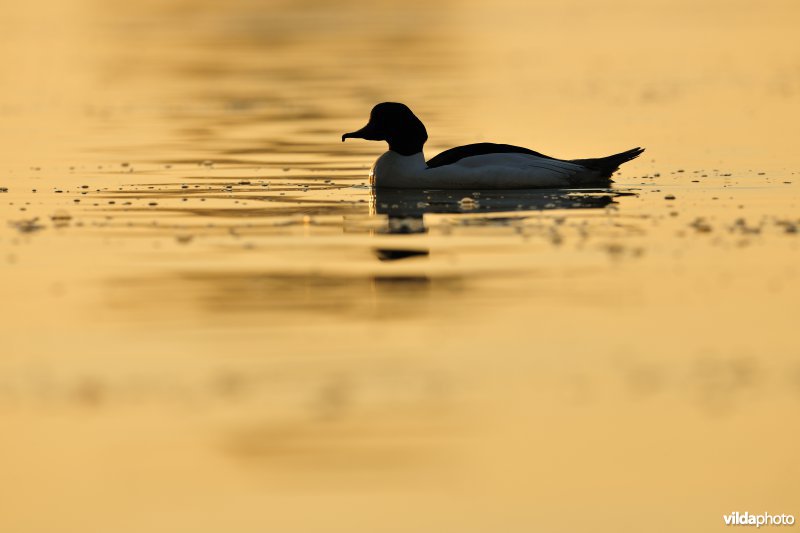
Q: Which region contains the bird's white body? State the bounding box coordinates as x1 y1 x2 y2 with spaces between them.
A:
370 151 605 189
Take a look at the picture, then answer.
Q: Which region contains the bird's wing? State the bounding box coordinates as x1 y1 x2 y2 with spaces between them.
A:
426 143 561 169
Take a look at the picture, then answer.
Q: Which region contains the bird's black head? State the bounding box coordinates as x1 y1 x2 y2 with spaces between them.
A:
342 102 428 156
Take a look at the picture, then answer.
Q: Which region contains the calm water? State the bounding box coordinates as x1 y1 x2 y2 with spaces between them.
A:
1 1 799 531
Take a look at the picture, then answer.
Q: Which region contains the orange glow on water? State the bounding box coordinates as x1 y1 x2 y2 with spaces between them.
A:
1 1 799 532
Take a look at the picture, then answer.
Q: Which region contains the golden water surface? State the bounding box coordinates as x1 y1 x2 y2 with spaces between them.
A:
1 1 799 531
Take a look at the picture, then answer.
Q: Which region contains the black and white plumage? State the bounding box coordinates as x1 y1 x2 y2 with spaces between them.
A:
342 102 644 189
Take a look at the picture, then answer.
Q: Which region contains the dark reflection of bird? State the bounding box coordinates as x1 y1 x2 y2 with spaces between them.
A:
371 187 627 218
343 102 644 189
368 188 632 242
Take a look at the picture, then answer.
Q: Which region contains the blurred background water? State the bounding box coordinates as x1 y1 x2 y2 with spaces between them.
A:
1 1 799 532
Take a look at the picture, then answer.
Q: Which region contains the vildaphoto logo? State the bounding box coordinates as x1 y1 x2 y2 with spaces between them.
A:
723 512 795 527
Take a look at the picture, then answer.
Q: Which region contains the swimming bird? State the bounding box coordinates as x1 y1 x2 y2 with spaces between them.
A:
342 102 644 189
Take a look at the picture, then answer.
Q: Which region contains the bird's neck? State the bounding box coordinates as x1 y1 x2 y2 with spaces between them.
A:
387 138 426 156
386 150 426 168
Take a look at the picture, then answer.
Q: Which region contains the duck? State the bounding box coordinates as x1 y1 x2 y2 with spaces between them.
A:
342 102 644 189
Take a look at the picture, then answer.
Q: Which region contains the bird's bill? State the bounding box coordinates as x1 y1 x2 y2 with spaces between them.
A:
341 122 382 142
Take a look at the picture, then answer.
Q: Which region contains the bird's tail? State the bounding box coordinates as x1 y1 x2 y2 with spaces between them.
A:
571 147 645 178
